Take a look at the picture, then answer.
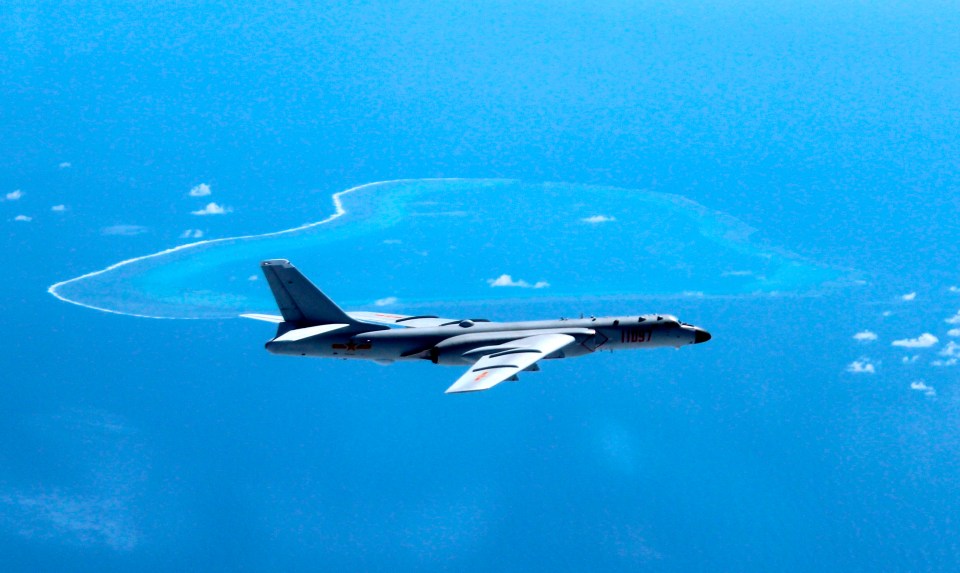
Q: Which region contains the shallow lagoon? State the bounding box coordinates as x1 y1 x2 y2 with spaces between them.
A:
51 179 843 319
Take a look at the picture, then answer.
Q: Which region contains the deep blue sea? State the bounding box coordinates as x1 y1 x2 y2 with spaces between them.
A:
2 2 959 571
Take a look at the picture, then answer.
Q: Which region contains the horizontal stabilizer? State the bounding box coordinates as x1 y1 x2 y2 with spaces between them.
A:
240 313 285 323
273 323 350 342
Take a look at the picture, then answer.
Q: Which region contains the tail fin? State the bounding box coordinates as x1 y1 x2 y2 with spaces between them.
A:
260 259 357 326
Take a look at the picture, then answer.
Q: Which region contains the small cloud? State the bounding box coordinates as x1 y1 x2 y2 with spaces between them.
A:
374 297 398 306
721 270 754 277
853 331 878 342
945 311 960 325
51 204 66 212
0 489 139 550
582 215 616 224
59 162 72 169
101 224 148 236
891 333 938 349
950 286 960 293
901 292 917 301
939 341 960 358
488 274 550 289
247 275 258 281
902 355 919 364
931 359 958 368
188 183 212 197
910 381 936 397
882 311 893 317
6 190 23 200
191 202 230 216
14 214 32 222
846 359 876 374
179 229 203 239
947 328 960 337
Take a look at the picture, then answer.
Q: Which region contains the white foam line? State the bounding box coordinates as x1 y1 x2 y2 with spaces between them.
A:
48 178 467 319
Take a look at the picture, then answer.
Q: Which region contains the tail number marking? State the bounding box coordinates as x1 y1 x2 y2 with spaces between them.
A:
621 329 652 344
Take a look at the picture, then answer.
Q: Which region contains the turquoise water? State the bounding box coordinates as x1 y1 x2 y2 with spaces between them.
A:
51 179 844 319
6 2 960 569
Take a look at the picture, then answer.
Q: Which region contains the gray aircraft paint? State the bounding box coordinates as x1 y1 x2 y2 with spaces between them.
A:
255 260 711 393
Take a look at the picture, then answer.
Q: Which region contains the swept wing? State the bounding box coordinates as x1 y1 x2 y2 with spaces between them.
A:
445 333 576 394
348 312 491 328
240 311 489 328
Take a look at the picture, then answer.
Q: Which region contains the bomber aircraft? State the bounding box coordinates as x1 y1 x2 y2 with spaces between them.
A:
244 260 711 393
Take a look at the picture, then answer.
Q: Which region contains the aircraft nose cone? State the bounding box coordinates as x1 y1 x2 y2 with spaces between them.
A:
694 328 712 344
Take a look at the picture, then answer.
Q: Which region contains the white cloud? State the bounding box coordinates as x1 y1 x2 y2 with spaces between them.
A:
0 409 143 551
59 162 72 168
931 359 957 367
853 331 878 342
721 270 754 277
948 328 960 337
51 204 66 212
247 275 258 281
902 355 919 364
882 311 893 317
188 183 211 197
891 333 938 348
179 229 203 239
939 341 960 358
14 214 32 222
191 202 230 216
582 215 616 224
6 190 23 200
488 274 550 289
945 311 960 325
101 224 148 236
374 297 398 306
950 286 960 293
0 489 139 551
846 359 876 374
901 292 917 301
910 381 936 397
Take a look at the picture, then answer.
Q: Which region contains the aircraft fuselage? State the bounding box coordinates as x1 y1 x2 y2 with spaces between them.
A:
254 259 711 393
266 314 710 365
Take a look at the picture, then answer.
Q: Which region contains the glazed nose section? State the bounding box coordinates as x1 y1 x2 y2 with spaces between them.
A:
693 327 712 344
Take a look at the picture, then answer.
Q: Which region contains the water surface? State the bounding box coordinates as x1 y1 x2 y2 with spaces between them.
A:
50 179 843 319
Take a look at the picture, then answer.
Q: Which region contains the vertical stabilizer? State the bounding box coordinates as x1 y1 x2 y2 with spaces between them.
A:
260 259 357 327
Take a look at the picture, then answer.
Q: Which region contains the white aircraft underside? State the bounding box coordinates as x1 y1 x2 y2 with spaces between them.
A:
244 260 711 394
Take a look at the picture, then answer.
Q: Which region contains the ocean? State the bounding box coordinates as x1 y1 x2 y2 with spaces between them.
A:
2 1 959 571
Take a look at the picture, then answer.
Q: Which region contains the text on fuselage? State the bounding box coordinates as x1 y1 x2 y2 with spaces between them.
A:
621 329 653 344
